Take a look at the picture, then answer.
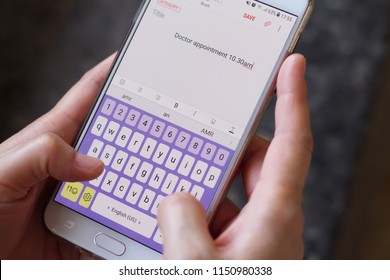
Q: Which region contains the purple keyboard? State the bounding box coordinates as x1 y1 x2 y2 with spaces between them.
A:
55 95 233 252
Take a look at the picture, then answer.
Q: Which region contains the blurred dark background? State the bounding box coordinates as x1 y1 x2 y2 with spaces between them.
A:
1 0 390 259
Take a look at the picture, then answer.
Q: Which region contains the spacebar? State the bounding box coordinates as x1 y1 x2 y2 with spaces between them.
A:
91 193 157 238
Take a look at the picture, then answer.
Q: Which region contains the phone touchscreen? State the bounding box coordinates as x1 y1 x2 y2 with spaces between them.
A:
53 0 298 253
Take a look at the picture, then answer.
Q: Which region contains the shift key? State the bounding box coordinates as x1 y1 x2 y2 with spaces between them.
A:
91 193 157 238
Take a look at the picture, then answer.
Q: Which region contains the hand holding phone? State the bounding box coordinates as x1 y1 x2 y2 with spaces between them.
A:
158 54 312 259
0 0 314 260
44 0 313 259
0 54 311 260
0 56 114 259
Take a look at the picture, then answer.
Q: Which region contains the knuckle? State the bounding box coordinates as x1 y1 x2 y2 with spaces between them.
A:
35 132 61 151
299 131 314 154
80 68 102 92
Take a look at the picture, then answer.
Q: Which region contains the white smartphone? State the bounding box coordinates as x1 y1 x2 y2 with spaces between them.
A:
45 0 314 259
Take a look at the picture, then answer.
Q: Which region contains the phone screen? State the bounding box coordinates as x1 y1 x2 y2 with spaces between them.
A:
53 0 298 254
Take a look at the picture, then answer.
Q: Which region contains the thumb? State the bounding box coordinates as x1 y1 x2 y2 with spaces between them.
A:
0 133 104 203
158 193 217 259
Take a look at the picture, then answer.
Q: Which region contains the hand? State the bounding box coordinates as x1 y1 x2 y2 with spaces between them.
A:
0 55 115 259
158 54 313 259
0 53 311 260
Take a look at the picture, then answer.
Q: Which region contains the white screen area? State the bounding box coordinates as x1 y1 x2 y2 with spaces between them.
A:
113 0 297 138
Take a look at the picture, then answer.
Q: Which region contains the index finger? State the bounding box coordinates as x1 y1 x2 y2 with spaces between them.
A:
260 53 313 199
216 54 312 258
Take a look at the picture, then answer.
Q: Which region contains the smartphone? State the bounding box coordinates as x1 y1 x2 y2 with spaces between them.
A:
45 0 314 259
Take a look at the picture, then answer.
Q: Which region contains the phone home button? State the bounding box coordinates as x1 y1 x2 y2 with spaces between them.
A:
94 233 126 256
